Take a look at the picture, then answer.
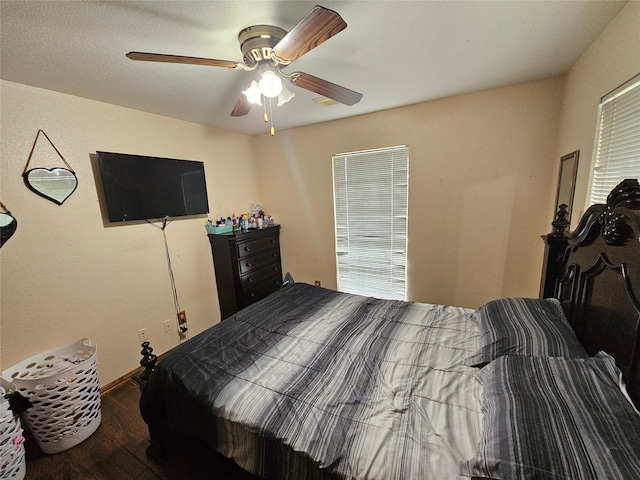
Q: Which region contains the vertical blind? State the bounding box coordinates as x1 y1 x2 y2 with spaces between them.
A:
332 145 409 300
587 73 640 205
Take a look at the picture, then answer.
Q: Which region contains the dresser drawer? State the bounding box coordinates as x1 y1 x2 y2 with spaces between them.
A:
238 249 281 275
241 263 282 290
242 275 283 306
237 235 280 259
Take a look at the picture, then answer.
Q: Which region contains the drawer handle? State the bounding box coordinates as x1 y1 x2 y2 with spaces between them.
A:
250 292 255 298
272 253 278 258
246 262 252 267
244 247 251 252
248 277 254 283
271 240 276 244
273 266 279 272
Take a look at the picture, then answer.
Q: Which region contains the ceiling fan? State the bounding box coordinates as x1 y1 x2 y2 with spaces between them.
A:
126 5 363 123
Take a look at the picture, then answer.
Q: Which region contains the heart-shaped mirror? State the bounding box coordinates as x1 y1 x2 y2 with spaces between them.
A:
24 168 78 205
0 212 17 247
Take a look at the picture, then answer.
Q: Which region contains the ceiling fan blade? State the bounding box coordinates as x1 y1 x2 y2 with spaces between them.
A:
272 5 347 63
126 52 240 69
290 72 362 106
230 94 252 117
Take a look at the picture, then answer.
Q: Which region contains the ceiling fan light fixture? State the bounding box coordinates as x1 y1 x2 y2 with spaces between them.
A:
258 70 283 98
243 80 262 105
277 83 296 106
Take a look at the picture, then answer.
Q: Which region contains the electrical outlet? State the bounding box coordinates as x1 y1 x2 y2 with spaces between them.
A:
164 319 171 333
138 328 148 343
314 280 321 286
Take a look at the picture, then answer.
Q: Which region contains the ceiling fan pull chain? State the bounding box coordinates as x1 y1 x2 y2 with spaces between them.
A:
263 97 268 122
269 99 275 136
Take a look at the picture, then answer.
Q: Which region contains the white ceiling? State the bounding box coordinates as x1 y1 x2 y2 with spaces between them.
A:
0 1 627 136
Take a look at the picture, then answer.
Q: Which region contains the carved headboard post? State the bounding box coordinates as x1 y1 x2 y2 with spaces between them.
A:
540 204 570 298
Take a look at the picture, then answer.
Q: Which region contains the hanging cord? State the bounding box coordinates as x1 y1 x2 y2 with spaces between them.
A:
146 217 189 339
263 95 269 123
261 96 275 136
161 218 181 317
23 129 75 174
269 98 275 136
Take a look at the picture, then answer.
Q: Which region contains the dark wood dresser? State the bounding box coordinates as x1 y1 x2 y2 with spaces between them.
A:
208 225 282 319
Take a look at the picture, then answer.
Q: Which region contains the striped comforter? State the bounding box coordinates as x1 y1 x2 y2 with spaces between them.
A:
140 283 483 479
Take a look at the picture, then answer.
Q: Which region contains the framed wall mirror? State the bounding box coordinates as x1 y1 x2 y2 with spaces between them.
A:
22 130 78 205
554 150 579 222
23 168 78 205
0 202 17 248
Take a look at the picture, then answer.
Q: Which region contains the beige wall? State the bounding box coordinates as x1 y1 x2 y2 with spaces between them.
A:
0 78 563 388
553 1 640 224
0 80 258 384
255 77 564 309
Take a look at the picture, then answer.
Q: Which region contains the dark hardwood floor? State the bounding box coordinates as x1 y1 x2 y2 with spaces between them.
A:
23 379 258 480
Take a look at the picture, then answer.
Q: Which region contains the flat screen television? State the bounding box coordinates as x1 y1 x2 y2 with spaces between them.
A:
97 151 209 222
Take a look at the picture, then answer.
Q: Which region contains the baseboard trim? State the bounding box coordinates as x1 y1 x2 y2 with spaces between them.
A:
100 350 170 396
100 367 143 396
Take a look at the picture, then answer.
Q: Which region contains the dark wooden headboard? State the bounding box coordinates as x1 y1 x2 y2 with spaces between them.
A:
540 179 640 408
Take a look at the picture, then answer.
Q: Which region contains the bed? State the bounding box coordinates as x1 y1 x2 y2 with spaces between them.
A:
139 179 640 479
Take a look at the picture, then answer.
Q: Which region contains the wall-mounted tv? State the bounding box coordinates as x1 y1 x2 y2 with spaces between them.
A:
97 151 209 222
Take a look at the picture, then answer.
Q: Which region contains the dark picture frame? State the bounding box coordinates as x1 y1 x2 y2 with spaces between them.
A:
554 150 579 221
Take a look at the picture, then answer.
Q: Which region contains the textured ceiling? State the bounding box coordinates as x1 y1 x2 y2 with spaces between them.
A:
0 1 628 136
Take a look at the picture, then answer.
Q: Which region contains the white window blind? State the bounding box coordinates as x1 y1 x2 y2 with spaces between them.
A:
332 145 408 300
587 73 640 205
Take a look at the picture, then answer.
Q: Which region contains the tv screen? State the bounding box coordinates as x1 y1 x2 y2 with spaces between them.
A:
97 151 209 222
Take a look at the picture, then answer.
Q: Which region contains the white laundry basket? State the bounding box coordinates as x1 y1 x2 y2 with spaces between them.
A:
2 338 101 454
0 378 26 480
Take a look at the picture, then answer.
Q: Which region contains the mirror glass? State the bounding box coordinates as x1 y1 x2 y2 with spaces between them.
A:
554 151 579 221
0 212 17 247
24 168 78 205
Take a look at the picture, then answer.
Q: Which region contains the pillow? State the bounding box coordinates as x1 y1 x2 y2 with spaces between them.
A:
463 297 587 367
459 353 640 479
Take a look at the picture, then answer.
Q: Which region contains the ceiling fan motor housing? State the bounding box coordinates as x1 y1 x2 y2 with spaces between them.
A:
238 25 287 66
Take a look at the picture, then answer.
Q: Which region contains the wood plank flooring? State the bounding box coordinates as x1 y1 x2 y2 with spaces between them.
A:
23 380 258 480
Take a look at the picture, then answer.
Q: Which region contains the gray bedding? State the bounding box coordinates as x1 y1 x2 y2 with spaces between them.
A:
140 282 482 479
460 353 640 479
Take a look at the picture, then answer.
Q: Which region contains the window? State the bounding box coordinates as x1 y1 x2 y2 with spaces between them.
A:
332 146 409 300
587 73 640 205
